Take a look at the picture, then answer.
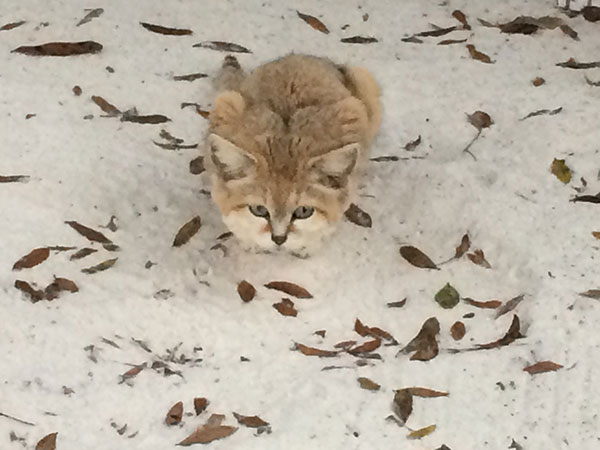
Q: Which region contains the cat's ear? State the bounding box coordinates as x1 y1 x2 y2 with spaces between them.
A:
308 143 360 189
210 91 245 126
208 134 256 181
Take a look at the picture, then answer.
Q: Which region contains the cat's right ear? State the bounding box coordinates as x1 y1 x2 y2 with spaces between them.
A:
208 134 256 181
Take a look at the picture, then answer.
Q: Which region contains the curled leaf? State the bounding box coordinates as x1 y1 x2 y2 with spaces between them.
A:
348 338 381 354
1 20 26 31
70 248 98 260
178 414 237 446
454 233 470 258
495 294 524 319
579 290 600 299
341 36 378 44
44 277 79 300
14 280 45 302
400 317 440 361
91 95 120 115
463 298 502 309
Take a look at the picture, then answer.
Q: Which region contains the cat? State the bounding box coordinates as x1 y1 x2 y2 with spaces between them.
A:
205 54 381 256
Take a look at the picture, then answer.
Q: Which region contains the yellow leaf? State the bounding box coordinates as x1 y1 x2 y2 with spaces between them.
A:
551 158 572 184
407 424 436 439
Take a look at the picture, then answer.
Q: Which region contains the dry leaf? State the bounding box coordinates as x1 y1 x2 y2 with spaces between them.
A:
450 321 466 340
81 258 117 274
583 6 600 22
173 216 201 247
405 387 449 398
495 294 524 318
273 298 297 317
121 111 170 124
264 281 312 298
13 41 103 56
65 221 112 244
193 41 251 53
387 298 407 308
77 8 104 26
1 20 26 31
392 389 413 423
233 412 269 428
520 107 562 121
341 36 378 44
349 338 381 354
166 401 183 425
91 95 120 115
477 315 522 349
402 36 424 44
592 232 600 240
466 44 493 64
0 175 29 183
44 277 79 300
408 424 436 439
334 340 356 350
178 414 237 446
35 432 57 450
571 193 600 204
119 363 146 383
173 72 208 82
523 361 563 375
414 26 457 37
400 317 440 361
14 280 45 302
140 22 192 35
532 77 545 86
551 158 572 184
468 111 493 130
70 248 97 260
189 156 205 175
556 58 600 69
194 398 209 415
357 377 380 391
437 38 468 45
452 10 470 29
354 319 396 342
467 249 492 268
237 280 256 302
463 298 502 309
296 11 329 34
454 233 471 258
404 135 422 151
579 290 600 299
294 343 338 357
12 247 50 270
560 24 578 40
399 246 438 269
344 203 372 228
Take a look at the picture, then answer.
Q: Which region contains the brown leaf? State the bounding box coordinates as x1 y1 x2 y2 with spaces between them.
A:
173 216 201 247
466 44 493 64
354 319 396 343
500 20 539 34
452 10 470 29
0 175 29 183
165 401 183 425
560 24 578 40
403 135 422 151
140 22 192 36
294 343 338 357
178 414 237 446
463 298 502 309
532 77 545 87
357 377 380 391
264 281 312 298
119 363 146 383
401 36 424 44
77 8 104 26
523 361 563 375
556 58 600 69
44 277 79 300
580 290 600 299
387 298 407 308
237 280 256 302
583 6 600 22
521 107 563 122
296 11 329 34
13 247 50 270
14 280 45 302
454 233 471 258
415 26 457 37
592 232 600 240
477 315 523 349
189 156 205 175
495 294 524 318
121 111 170 124
173 72 208 82
334 340 357 349
392 389 413 423
437 38 468 45
341 36 378 44
91 95 120 115
344 203 372 228
349 338 381 354
408 424 436 439
13 41 103 56
354 318 369 337
400 245 438 269
314 329 326 338
192 41 251 53
400 317 440 361
467 249 492 268
35 432 57 450
233 412 269 428
1 20 26 31
194 398 209 415
468 111 493 130
450 321 466 340
70 247 98 260
65 221 112 244
81 258 117 274
406 387 449 398
273 298 298 317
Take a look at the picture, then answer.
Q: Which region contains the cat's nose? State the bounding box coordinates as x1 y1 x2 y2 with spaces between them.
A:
271 234 287 246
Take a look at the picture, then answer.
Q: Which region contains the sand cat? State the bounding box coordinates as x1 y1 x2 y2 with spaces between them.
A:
205 54 381 256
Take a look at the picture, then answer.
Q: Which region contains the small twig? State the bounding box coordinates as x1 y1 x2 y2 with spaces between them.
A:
462 130 482 161
0 411 36 426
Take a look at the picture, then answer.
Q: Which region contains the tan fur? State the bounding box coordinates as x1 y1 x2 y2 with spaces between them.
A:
205 54 381 255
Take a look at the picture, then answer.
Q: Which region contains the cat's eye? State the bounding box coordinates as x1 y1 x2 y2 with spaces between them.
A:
249 205 269 218
292 206 314 220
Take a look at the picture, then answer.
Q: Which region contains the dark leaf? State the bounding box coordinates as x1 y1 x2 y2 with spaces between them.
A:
501 21 539 34
294 343 338 357
264 281 312 298
173 72 208 81
354 319 396 342
467 249 492 268
399 245 438 269
582 6 600 22
0 175 29 183
77 8 104 26
65 220 112 244
15 280 45 302
454 233 470 258
580 290 600 299
463 298 502 309
44 277 78 300
193 41 251 53
370 155 399 162
296 11 329 34
450 321 466 340
387 298 407 308
468 111 493 130
273 298 298 317
556 58 600 69
13 247 50 270
13 41 103 56
495 294 524 318
35 432 57 450
477 315 523 349
140 22 192 36
1 20 26 31
173 216 201 247
91 95 120 115
165 401 183 425
400 317 440 361
237 280 256 302
571 193 600 204
415 26 457 37
392 389 413 423
403 135 422 151
189 156 205 174
344 203 372 228
524 361 563 375
560 24 578 40
341 36 378 44
437 38 468 45
232 412 269 428
452 10 470 29
194 398 209 415
466 44 494 64
401 36 423 44
81 258 118 274
121 111 170 124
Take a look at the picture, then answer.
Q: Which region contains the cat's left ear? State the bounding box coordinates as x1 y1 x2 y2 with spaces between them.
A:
308 143 360 189
208 134 256 181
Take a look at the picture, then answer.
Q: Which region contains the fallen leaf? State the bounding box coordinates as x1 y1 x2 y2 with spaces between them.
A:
495 294 524 318
344 203 372 228
452 10 470 29
1 20 26 31
296 11 329 34
294 343 338 357
13 41 103 56
178 414 237 446
189 156 205 175
405 387 449 398
314 330 326 338
592 232 600 239
14 280 45 302
556 58 600 69
140 22 192 35
401 36 424 44
77 8 104 26
237 280 256 302
454 233 471 258
467 249 492 268
273 298 298 317
520 107 563 121
579 290 600 299
408 424 436 439
392 389 413 423
523 361 563 375
585 76 600 87
121 111 170 124
165 401 183 425
551 158 572 184
477 315 523 349
435 283 460 309
12 247 50 270
387 298 407 308
81 258 118 274
437 38 468 45
400 317 440 361
370 155 400 162
560 24 578 40
35 432 57 450
357 377 380 391
450 321 466 340
232 412 269 428
583 6 600 22
173 72 208 82
119 363 146 383
264 281 312 298
403 135 422 151
101 337 120 348
571 193 600 204
349 338 381 354
468 111 493 130
44 277 79 300
193 41 251 53
466 44 493 64
354 319 396 342
400 245 438 269
0 175 29 183
194 398 209 415
341 36 378 44
532 77 545 86
91 95 120 115
173 216 201 247
414 26 457 37
463 298 502 309
65 221 112 244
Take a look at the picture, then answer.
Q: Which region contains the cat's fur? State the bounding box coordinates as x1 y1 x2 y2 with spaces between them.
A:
205 54 381 255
